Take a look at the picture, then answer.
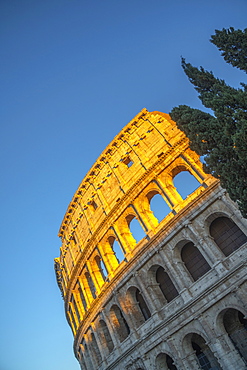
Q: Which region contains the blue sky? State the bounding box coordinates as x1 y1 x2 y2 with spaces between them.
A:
0 1 246 369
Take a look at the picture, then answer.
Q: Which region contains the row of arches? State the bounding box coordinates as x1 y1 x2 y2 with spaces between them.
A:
84 163 202 225
68 215 247 331
77 307 247 369
61 165 204 285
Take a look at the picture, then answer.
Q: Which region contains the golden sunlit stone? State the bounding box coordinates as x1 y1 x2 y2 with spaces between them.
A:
55 110 247 370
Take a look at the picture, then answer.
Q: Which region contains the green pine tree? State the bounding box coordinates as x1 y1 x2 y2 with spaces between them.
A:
170 28 247 217
210 27 247 73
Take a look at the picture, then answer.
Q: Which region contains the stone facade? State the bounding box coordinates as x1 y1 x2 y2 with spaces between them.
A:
55 109 247 370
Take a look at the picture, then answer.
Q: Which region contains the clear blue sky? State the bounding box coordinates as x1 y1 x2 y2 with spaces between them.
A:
0 1 246 369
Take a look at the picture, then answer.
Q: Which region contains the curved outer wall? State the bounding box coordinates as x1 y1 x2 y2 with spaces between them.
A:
55 109 247 370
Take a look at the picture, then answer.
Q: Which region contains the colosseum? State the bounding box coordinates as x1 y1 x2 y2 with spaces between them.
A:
54 109 247 370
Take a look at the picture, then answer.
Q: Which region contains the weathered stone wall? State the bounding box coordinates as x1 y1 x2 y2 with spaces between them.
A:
55 109 247 370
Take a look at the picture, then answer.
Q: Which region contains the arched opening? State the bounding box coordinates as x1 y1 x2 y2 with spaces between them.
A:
68 304 77 330
156 352 178 370
126 286 151 327
95 255 108 281
109 305 130 343
97 319 114 353
89 331 102 367
85 271 96 299
192 341 213 370
79 354 87 370
109 236 125 263
147 265 168 307
78 285 87 312
122 155 133 167
71 295 80 323
184 333 221 370
82 342 93 370
210 217 247 257
78 346 87 370
149 193 171 222
156 266 179 302
181 242 211 281
222 308 247 363
173 170 200 200
128 216 146 243
136 289 151 321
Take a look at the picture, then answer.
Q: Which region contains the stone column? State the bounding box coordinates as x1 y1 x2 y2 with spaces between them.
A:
115 292 140 340
78 276 94 307
69 301 80 328
133 196 159 232
97 241 119 278
86 260 103 294
180 152 206 182
145 281 166 311
187 222 226 264
72 290 85 321
220 193 247 231
91 323 107 368
83 337 95 370
166 336 185 369
235 282 247 308
159 247 193 291
157 176 183 208
197 314 246 370
182 352 201 370
134 272 157 314
113 222 135 255
100 310 121 355
67 310 76 335
213 333 247 369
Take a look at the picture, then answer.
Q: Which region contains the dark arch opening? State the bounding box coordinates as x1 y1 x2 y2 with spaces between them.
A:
71 295 80 323
192 342 212 370
156 353 178 370
78 347 87 370
83 342 93 369
109 305 130 342
223 308 247 363
181 242 211 281
85 271 96 299
188 333 221 370
156 266 179 302
166 354 177 370
136 289 151 321
68 304 77 330
78 286 87 311
89 332 102 366
98 319 114 353
210 217 247 256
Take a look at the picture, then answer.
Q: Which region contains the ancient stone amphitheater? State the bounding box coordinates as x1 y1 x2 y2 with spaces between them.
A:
55 109 247 370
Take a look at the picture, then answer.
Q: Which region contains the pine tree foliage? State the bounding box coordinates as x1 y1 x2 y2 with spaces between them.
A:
170 28 247 217
210 27 247 73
